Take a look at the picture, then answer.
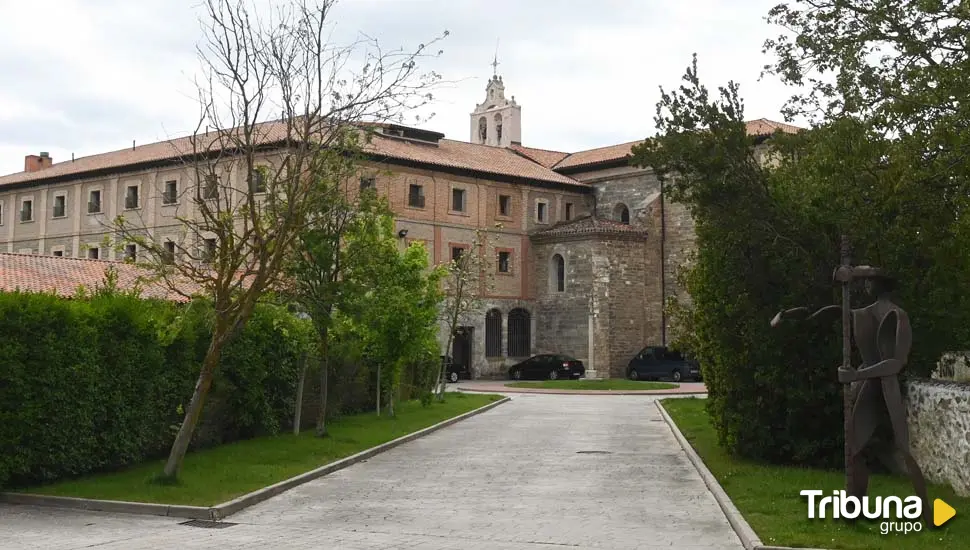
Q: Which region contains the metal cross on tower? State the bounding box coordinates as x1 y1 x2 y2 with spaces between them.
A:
491 39 500 76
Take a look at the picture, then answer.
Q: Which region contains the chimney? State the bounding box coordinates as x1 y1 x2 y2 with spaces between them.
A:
25 152 53 173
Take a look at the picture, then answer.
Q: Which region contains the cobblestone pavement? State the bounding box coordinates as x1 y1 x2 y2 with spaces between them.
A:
0 394 742 550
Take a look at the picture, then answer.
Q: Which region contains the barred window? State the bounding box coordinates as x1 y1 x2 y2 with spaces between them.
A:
507 308 531 357
485 309 502 357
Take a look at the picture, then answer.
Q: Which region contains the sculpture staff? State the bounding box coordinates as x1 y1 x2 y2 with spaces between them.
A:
771 264 931 525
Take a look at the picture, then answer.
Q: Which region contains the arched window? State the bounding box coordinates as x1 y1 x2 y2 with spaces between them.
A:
507 308 531 357
614 203 630 224
551 254 565 292
494 113 503 142
478 117 487 143
485 309 503 357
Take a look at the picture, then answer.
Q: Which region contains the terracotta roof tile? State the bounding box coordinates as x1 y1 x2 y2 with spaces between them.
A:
363 134 582 186
553 140 642 170
0 253 198 302
0 121 584 188
0 121 289 187
531 215 648 241
508 144 570 168
551 118 803 170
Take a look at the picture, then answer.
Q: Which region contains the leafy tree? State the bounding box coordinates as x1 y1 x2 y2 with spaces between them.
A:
435 227 496 401
111 0 445 480
284 164 382 436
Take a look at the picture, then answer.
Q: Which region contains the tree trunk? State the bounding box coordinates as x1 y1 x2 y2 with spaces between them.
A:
315 324 330 437
162 335 226 479
293 353 307 435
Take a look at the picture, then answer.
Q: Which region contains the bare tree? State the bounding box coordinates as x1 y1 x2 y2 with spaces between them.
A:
435 227 497 401
112 0 445 480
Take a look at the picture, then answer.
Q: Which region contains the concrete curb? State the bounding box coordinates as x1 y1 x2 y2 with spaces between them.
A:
1 396 511 521
655 399 764 550
655 400 830 550
458 385 708 396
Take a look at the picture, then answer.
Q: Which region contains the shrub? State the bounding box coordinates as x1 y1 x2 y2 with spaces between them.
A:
0 291 313 489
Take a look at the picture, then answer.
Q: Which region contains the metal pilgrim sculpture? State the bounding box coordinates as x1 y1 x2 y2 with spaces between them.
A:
770 236 931 525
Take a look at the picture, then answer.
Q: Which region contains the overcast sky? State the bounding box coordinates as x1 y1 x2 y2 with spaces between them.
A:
0 0 799 176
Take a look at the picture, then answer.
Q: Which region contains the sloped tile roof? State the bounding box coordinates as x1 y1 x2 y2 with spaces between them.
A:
363 135 582 186
0 121 584 188
553 140 643 170
0 253 198 302
530 215 648 242
0 121 290 187
508 144 570 168
551 118 803 171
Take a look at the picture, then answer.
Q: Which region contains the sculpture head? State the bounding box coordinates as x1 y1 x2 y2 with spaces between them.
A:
853 265 895 297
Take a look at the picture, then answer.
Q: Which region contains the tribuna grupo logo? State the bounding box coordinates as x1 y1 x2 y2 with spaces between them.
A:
801 490 956 535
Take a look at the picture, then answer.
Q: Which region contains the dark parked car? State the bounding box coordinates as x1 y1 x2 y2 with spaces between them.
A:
442 355 470 383
627 346 701 382
508 354 585 380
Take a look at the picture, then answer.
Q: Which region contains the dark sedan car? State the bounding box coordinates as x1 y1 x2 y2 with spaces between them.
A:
441 355 470 383
508 354 585 380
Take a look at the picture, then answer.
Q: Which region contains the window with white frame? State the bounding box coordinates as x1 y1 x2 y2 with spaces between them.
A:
124 185 140 209
451 187 466 212
20 198 33 222
87 245 100 260
0 200 4 225
536 200 548 223
88 189 102 213
124 244 137 261
51 247 65 257
162 180 178 205
52 193 67 218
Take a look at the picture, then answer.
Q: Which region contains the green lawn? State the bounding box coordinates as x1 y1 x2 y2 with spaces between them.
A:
661 397 969 550
17 393 503 507
506 379 679 391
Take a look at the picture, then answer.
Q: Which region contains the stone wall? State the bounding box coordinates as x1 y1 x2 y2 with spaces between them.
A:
438 298 536 380
581 166 696 346
906 379 970 497
598 238 650 378
533 240 594 369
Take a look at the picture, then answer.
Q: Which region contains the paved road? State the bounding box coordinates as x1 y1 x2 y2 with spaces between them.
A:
0 394 742 550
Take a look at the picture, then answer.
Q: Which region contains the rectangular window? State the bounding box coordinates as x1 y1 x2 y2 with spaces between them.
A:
20 199 33 222
359 176 375 192
451 246 465 262
124 244 137 261
451 188 466 212
0 201 4 226
125 185 140 209
498 250 511 273
536 201 547 223
565 202 573 221
52 249 64 257
162 180 178 204
203 238 217 262
88 190 102 213
250 169 267 194
498 194 511 216
202 174 219 199
52 194 66 218
162 240 176 264
408 184 425 208
87 247 100 260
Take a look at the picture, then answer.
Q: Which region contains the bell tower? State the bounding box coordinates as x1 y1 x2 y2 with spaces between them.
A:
470 57 521 147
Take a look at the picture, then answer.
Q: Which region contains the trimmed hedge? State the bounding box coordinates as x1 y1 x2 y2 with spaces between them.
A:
0 291 312 489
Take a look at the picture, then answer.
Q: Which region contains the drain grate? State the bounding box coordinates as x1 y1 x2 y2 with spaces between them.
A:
576 450 612 455
180 519 238 529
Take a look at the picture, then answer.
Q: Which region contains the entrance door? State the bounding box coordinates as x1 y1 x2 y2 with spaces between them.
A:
451 327 474 378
